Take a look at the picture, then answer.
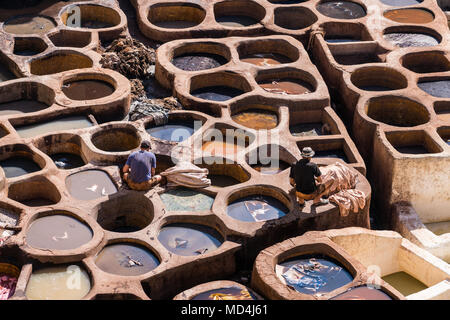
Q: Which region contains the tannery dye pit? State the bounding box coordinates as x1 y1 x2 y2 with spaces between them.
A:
1 0 449 302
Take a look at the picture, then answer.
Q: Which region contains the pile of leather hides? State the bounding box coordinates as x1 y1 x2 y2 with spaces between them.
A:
160 161 211 188
319 162 366 216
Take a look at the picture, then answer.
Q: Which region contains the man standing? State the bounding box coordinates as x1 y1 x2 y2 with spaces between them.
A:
290 147 328 207
123 140 162 191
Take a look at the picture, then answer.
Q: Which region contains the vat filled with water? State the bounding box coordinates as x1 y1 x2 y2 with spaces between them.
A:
146 121 196 142
172 53 228 71
51 153 85 170
192 86 245 101
276 254 354 295
259 79 313 95
62 80 115 100
25 265 91 300
418 80 450 98
95 243 159 276
231 109 278 130
0 100 48 116
65 170 117 201
192 286 259 300
158 223 223 256
240 53 292 66
216 15 258 28
316 1 366 19
15 115 93 138
0 157 40 178
381 271 428 296
26 214 93 250
160 188 214 212
290 123 330 137
227 195 288 222
424 221 450 236
4 15 56 35
331 286 393 300
384 33 439 47
383 9 434 24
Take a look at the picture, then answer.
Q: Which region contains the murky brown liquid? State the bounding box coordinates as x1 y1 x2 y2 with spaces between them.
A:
65 170 117 201
15 115 93 138
241 53 291 66
232 109 278 130
259 79 312 95
27 214 93 250
62 80 115 100
382 271 428 296
95 243 159 276
331 286 393 300
4 16 55 35
384 9 434 24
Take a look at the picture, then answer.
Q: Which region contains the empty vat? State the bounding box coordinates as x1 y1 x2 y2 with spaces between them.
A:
66 170 117 201
8 177 60 207
30 52 93 75
276 254 353 294
158 223 223 256
274 7 317 30
14 115 93 138
227 195 288 222
91 127 140 152
160 188 214 212
25 265 90 300
95 243 159 276
351 67 407 91
402 52 450 73
61 4 121 29
26 213 93 250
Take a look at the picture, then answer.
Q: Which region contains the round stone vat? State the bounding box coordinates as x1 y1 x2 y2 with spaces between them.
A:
330 285 393 300
190 72 251 102
289 110 337 137
380 0 423 5
25 264 91 300
146 113 204 142
383 9 434 24
276 254 354 295
91 126 140 152
14 115 94 139
214 0 265 28
30 51 93 75
383 29 440 47
95 193 154 233
201 125 255 157
60 4 121 29
196 157 250 187
48 30 92 48
8 177 61 207
34 133 87 170
297 139 354 163
0 261 20 300
62 77 115 100
13 37 47 56
95 242 160 276
160 188 215 212
237 38 299 66
174 280 263 300
386 130 442 155
65 169 117 201
322 22 372 43
316 1 366 19
247 145 295 175
274 7 317 30
26 211 93 250
171 42 230 71
256 69 316 95
148 3 206 29
437 127 450 145
351 67 408 91
0 156 41 178
402 51 450 73
158 223 224 256
365 96 430 127
418 79 450 98
0 81 54 116
227 188 290 222
3 15 56 35
230 104 279 130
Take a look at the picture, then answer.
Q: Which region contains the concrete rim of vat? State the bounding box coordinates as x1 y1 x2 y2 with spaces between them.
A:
170 41 232 70
29 49 94 76
12 37 49 58
228 98 283 131
350 66 408 92
272 6 318 32
60 71 117 100
7 175 62 207
213 0 267 29
236 38 300 65
90 123 141 154
60 3 123 30
400 50 450 74
173 280 263 300
194 155 251 187
384 130 445 158
245 144 296 174
147 2 207 30
0 143 46 180
20 209 104 258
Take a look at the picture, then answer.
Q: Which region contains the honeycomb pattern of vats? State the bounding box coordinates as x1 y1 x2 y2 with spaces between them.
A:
0 1 375 300
307 0 450 228
251 227 450 300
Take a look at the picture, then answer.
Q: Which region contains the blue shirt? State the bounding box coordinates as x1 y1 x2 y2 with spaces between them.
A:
125 150 156 183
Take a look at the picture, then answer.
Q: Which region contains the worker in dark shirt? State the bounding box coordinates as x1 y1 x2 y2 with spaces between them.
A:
290 147 328 207
123 140 162 191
